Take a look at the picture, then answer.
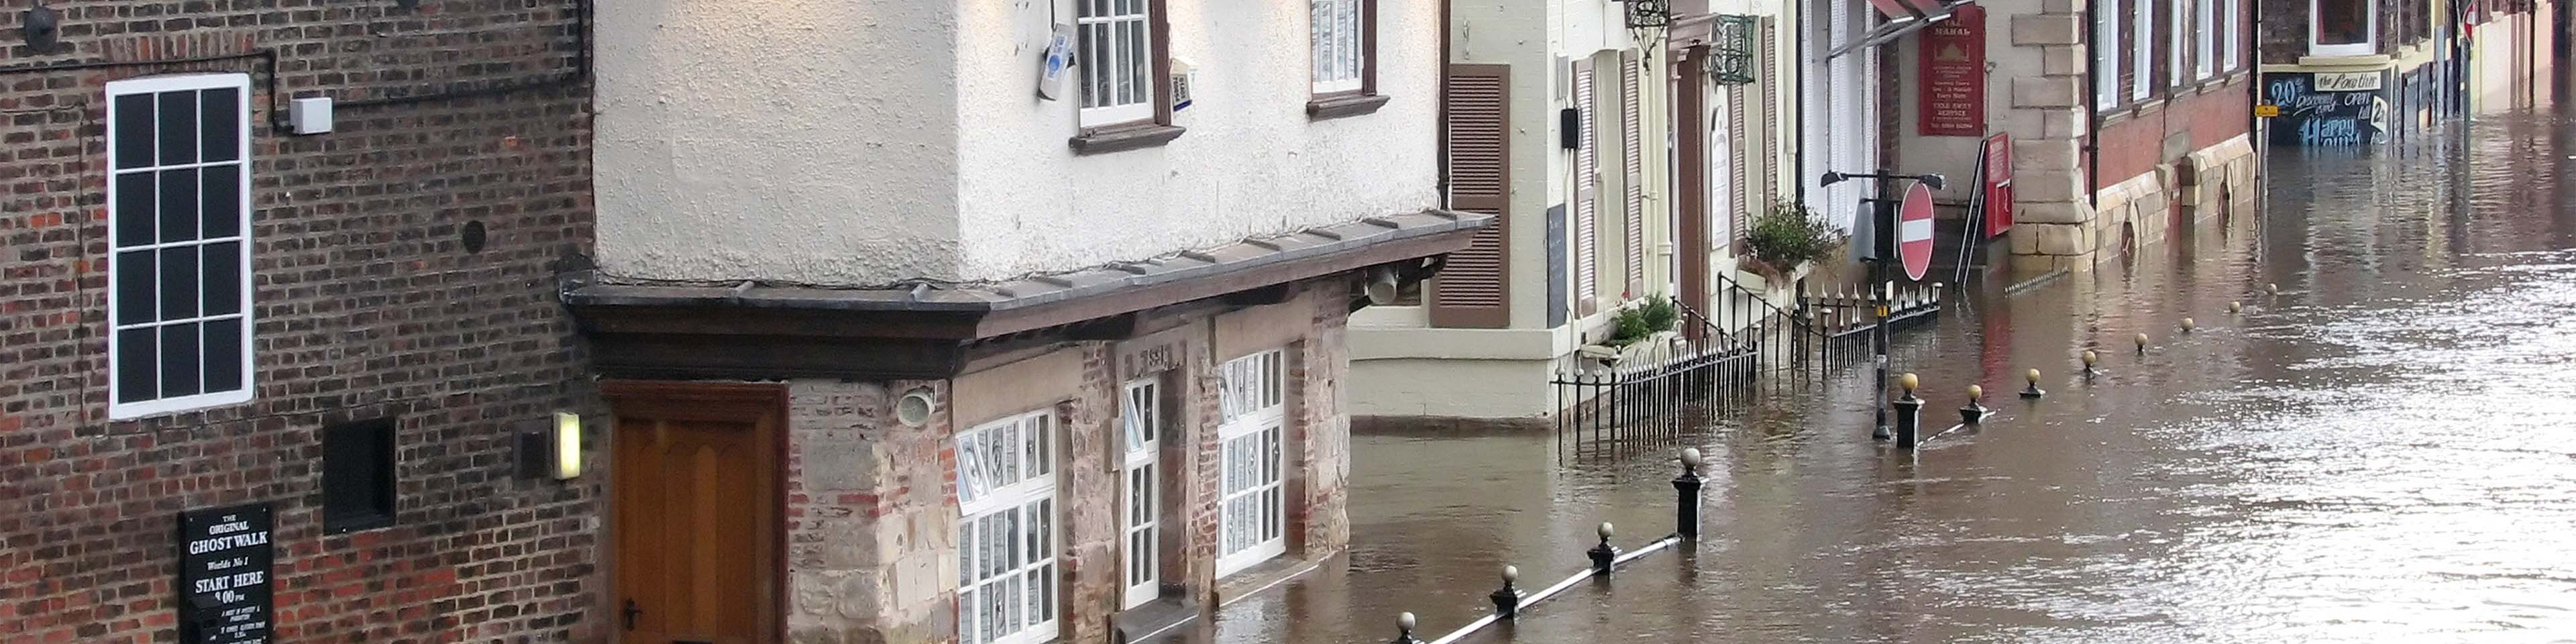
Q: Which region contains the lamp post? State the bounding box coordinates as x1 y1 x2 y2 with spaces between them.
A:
1823 170 1944 441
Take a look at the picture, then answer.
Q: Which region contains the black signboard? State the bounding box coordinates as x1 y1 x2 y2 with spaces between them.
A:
178 503 274 644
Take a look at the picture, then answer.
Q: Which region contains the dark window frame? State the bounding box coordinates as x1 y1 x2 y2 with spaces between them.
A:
1306 0 1391 120
322 417 399 533
1070 0 1187 155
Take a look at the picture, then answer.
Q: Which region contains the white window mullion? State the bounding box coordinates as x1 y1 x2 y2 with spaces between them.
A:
1079 0 1155 125
1214 350 1287 578
957 411 1059 644
2096 0 2122 106
105 73 255 421
2133 0 2154 100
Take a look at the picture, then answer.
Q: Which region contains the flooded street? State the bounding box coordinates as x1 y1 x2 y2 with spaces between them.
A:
1205 111 2576 643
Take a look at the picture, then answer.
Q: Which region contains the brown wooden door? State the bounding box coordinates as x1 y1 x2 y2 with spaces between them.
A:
1673 45 1713 337
610 384 783 644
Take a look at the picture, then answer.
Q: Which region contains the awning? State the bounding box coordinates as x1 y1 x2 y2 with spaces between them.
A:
1827 0 1977 60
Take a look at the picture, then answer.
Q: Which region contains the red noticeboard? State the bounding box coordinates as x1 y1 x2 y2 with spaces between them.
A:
1981 132 2013 237
1918 5 1986 137
1898 183 1935 282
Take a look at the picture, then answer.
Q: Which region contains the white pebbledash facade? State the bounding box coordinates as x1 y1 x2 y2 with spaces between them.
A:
580 1 1482 643
596 0 1442 284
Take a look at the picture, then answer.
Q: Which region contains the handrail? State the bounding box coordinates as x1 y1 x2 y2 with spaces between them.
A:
1709 272 1833 339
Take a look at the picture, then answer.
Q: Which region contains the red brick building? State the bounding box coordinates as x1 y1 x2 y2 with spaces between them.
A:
0 0 601 641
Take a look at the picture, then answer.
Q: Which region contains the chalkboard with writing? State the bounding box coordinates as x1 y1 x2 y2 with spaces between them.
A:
178 503 274 644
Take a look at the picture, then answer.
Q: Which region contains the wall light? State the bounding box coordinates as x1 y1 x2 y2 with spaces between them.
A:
553 412 584 480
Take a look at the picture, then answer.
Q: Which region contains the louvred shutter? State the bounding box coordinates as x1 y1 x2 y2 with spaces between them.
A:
1760 19 1781 220
1620 51 1646 295
1574 62 1599 315
1433 64 1513 329
1729 83 1750 246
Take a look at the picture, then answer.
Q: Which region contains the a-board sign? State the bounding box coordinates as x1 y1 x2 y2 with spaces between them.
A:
179 503 274 644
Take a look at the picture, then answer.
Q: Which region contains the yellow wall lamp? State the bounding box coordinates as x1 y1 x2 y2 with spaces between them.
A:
519 411 586 481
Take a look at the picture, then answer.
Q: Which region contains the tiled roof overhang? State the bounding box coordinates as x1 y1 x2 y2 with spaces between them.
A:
566 209 1493 380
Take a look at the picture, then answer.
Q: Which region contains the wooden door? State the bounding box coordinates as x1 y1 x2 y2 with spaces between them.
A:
609 383 784 644
1673 45 1713 337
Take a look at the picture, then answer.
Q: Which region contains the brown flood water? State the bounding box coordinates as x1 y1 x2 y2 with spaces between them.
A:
1198 111 2576 643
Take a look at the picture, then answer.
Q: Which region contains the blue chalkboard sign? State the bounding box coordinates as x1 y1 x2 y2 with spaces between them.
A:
2265 72 2383 146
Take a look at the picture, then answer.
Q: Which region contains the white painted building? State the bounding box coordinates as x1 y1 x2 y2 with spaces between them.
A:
578 1 1489 643
1348 0 1808 425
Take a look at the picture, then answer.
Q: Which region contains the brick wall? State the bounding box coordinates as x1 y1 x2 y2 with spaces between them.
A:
2094 79 2254 189
0 0 598 641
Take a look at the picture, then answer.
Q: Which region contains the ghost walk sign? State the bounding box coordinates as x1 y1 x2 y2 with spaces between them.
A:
178 503 274 644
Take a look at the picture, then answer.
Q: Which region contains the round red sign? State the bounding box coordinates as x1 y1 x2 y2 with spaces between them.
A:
1898 182 1935 282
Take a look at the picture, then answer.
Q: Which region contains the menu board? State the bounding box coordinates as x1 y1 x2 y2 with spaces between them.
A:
178 503 274 644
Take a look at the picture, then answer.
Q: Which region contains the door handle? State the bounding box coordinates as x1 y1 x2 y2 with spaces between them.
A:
623 598 641 631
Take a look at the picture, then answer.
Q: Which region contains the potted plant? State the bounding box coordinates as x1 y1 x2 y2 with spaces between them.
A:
1741 199 1837 287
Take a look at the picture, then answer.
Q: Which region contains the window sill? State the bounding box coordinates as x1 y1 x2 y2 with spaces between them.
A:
1069 123 1187 156
323 514 395 535
1112 597 1203 643
1306 93 1391 121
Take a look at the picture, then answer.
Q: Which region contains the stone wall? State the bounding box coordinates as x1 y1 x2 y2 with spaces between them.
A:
782 278 1355 644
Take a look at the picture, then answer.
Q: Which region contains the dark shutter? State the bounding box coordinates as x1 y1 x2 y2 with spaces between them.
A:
1433 64 1513 329
322 417 398 533
1572 60 1599 313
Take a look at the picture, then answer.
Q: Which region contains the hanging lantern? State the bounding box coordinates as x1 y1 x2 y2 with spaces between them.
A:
1624 0 1672 29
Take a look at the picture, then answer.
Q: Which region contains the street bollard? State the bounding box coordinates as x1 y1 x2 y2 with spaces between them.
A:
2020 368 2045 398
1587 523 1621 574
2134 333 2150 355
1489 566 1521 620
1960 384 1989 426
2082 350 2099 378
1674 448 1705 539
1391 612 1422 644
1894 373 1923 449
2229 301 2243 313
2266 282 2280 295
2182 317 2196 333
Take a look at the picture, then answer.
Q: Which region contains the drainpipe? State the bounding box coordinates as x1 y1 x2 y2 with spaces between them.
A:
1438 0 1454 209
2084 0 2101 215
1794 0 1810 203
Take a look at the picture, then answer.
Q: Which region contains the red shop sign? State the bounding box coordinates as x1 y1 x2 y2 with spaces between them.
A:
1917 5 1986 137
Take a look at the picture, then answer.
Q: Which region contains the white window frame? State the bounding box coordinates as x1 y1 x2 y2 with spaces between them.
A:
2307 0 2377 57
1310 0 1365 94
2133 0 2155 101
2224 0 2244 70
1078 0 1156 126
1214 350 1286 578
957 411 1060 644
105 73 256 421
2169 0 2187 86
2096 0 2123 106
1118 379 1163 610
2196 0 2219 78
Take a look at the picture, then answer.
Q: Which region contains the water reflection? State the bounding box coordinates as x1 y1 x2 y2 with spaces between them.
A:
1205 109 2576 643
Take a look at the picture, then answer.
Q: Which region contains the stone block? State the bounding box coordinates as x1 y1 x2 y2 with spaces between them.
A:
2039 45 2089 76
2010 225 2042 254
2015 200 2093 224
2037 107 2089 138
1996 109 2046 139
2036 223 2092 255
2011 76 2083 107
2013 138 2082 166
2039 0 2086 14
2010 14 2082 45
2016 171 2087 203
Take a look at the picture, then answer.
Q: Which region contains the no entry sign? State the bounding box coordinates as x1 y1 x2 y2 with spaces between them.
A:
1898 182 1935 281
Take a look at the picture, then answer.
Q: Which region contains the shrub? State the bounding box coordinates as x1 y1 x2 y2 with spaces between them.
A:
1602 296 1678 347
1745 199 1837 269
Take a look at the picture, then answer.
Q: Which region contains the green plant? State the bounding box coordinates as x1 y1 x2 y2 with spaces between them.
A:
1745 199 1837 269
1601 296 1678 347
1638 295 1677 333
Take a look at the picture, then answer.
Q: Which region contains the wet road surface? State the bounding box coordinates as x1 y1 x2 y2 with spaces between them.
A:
1203 111 2576 643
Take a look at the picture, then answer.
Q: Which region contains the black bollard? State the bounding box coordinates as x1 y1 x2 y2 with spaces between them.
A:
1892 373 1923 449
1391 612 1422 644
1673 449 1705 539
1587 523 1621 574
2020 368 2045 398
1489 566 1521 619
1960 384 1989 426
